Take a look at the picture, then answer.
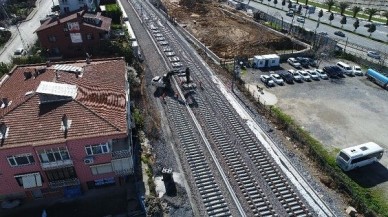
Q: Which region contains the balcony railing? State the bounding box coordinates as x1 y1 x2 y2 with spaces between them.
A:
112 149 131 159
111 138 131 159
41 159 74 170
49 178 80 188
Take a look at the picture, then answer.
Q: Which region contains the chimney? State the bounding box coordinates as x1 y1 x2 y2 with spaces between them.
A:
55 70 60 80
33 69 39 79
0 122 8 146
1 98 8 108
62 114 68 138
24 71 32 80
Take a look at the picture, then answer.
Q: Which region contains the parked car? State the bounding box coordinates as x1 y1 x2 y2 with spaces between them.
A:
279 71 294 84
296 57 310 68
298 70 312 81
352 65 363 76
296 16 305 23
318 32 328 36
306 70 319 80
287 57 302 68
323 66 342 78
260 75 275 86
269 73 284 85
367 51 380 59
14 48 26 57
334 31 345 37
315 69 328 79
305 58 318 67
286 11 294 17
288 69 302 82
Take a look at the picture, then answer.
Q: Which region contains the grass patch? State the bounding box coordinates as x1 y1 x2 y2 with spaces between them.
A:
297 0 386 23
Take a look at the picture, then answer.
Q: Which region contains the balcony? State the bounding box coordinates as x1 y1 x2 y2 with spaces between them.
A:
111 138 131 160
49 178 80 188
41 159 74 170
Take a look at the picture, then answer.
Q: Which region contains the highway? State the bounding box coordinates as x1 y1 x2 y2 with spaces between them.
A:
0 0 53 63
246 0 388 55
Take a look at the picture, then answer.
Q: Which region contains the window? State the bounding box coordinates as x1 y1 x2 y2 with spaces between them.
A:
38 147 70 163
48 35 56 42
64 7 70 13
338 152 350 162
61 0 68 3
15 173 42 189
46 167 77 182
7 154 35 167
86 33 94 40
85 142 111 156
91 163 113 175
63 27 68 32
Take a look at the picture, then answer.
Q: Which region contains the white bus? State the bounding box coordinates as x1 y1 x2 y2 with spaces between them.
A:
336 142 384 171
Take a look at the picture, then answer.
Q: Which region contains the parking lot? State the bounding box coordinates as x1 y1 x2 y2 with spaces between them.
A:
242 58 388 194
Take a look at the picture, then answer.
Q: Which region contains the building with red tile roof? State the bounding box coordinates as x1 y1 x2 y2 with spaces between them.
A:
36 10 111 58
0 57 133 199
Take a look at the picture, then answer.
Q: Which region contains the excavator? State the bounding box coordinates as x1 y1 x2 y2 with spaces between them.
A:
151 67 196 90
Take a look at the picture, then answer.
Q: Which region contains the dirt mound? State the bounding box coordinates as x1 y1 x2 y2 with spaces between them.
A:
163 0 294 58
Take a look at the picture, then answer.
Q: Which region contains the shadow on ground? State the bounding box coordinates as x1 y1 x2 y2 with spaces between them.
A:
346 162 388 188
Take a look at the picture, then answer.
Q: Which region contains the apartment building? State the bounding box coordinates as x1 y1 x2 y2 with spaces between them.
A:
0 57 133 200
36 10 111 58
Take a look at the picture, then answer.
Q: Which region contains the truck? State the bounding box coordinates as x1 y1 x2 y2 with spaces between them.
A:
366 69 388 90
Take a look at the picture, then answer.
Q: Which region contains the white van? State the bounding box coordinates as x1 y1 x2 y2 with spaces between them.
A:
336 61 353 76
336 142 384 171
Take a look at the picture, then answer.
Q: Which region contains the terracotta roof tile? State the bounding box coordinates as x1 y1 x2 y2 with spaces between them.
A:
35 10 111 33
0 58 128 148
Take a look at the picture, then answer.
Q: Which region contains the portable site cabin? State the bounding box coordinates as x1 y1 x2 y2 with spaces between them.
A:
253 54 280 68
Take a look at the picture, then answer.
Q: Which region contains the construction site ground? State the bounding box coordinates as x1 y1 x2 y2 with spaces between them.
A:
162 0 297 59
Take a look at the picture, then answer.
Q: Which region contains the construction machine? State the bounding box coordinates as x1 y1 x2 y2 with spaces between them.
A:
151 67 196 90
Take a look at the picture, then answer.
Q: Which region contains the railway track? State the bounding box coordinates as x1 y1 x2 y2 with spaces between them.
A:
125 0 334 216
166 99 232 216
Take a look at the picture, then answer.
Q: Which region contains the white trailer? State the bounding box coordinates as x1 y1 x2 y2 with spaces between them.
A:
253 54 280 68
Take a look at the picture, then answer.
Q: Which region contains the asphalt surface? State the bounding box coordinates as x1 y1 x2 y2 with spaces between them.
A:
0 0 54 63
245 0 388 54
242 60 388 206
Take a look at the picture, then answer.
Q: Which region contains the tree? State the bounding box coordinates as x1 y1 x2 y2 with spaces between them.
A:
325 0 335 12
329 12 334 24
340 15 347 28
306 0 309 5
282 0 286 9
288 1 292 10
318 9 323 20
351 6 362 18
368 23 376 37
296 0 299 3
353 19 359 32
273 0 278 7
365 8 378 22
382 10 388 25
338 2 350 16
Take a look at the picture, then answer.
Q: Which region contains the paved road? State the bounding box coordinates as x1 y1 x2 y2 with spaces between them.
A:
246 0 388 54
0 0 54 63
